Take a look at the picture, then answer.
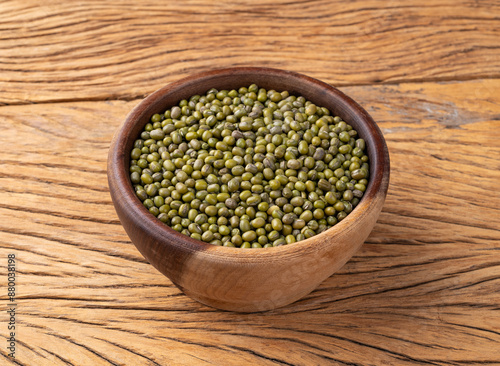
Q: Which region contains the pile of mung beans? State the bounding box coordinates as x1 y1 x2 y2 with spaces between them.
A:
129 84 369 248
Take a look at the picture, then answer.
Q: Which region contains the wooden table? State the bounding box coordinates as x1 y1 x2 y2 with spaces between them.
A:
1 1 499 365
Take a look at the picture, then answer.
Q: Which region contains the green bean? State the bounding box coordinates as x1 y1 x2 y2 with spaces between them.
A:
129 84 370 248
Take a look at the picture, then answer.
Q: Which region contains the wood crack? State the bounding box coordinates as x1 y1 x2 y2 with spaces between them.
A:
0 75 500 107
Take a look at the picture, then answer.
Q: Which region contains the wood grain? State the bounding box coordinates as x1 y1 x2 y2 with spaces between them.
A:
1 78 499 364
1 0 500 105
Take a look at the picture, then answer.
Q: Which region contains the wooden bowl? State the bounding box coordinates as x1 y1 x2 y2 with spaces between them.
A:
107 67 390 312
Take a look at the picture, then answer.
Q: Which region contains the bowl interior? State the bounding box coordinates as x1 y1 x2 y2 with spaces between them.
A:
109 67 390 260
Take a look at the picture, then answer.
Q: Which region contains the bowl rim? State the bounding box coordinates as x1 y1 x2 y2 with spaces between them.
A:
108 66 390 262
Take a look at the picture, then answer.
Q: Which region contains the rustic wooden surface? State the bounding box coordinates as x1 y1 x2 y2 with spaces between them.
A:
1 1 499 365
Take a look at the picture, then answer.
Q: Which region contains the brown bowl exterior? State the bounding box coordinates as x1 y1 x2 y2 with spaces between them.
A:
107 67 390 312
